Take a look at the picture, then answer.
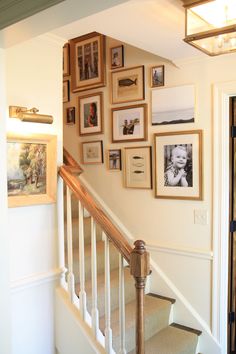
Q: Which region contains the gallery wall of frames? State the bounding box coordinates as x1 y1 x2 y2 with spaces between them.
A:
63 32 202 201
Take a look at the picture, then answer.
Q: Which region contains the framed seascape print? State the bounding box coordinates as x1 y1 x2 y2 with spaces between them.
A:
70 32 106 92
154 130 203 200
108 149 122 171
7 134 57 207
63 43 70 76
78 92 103 135
152 84 195 126
110 45 124 70
112 104 147 143
82 140 103 164
66 107 75 125
111 65 145 104
151 65 164 87
63 80 70 103
124 146 152 189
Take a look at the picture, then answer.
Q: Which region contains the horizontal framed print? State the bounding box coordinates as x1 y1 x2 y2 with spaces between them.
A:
70 32 106 92
108 149 122 171
7 134 57 207
112 104 147 143
110 45 124 70
63 80 70 103
151 65 164 87
152 84 195 126
63 43 70 77
78 92 103 135
124 146 152 189
154 130 203 200
66 107 75 125
111 65 145 104
82 140 103 164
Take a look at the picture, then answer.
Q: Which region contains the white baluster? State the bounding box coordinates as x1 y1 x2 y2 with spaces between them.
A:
104 233 113 353
91 217 99 339
66 186 75 302
78 200 87 320
119 254 126 354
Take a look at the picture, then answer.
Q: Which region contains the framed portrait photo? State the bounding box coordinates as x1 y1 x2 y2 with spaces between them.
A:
110 45 124 70
154 130 203 200
7 134 57 207
70 32 106 92
78 92 103 136
63 80 70 103
152 84 195 126
82 140 103 164
108 149 122 171
63 43 70 77
66 107 75 125
124 146 152 189
112 104 147 143
111 65 145 104
151 65 164 87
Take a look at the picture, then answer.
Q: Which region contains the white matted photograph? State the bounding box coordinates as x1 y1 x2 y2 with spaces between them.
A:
82 140 103 164
152 85 195 126
154 130 203 200
124 146 152 189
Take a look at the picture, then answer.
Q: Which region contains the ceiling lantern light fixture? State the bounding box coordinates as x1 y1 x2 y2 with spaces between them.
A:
182 0 236 55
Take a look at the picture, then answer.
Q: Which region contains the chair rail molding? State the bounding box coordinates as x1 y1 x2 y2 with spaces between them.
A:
212 80 236 351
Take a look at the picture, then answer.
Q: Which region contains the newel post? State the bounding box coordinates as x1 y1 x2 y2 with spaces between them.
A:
130 240 150 354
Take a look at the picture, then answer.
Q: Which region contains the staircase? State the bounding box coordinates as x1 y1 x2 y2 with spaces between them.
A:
60 149 201 354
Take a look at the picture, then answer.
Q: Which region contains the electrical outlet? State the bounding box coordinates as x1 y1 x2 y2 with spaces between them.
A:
194 209 208 225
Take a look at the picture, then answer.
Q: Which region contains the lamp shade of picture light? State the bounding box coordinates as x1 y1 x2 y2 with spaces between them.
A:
9 106 53 124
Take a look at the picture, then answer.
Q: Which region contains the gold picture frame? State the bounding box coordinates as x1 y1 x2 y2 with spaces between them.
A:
63 43 70 77
108 149 122 171
124 146 152 189
70 32 106 92
151 65 164 87
154 130 203 200
7 134 57 207
111 65 145 104
82 140 103 164
78 92 103 136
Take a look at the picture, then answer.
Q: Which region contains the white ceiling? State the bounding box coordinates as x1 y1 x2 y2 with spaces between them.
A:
51 0 203 62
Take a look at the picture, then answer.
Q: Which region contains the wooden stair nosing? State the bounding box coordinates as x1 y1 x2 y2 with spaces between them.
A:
170 322 202 336
147 292 176 304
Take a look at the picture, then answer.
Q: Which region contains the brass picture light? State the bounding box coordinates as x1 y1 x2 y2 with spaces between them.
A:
9 106 53 124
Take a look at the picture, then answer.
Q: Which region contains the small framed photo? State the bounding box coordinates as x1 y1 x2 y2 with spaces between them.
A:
78 92 103 135
110 45 124 70
111 65 145 104
70 32 106 92
82 140 103 164
152 85 195 126
112 104 147 143
63 80 70 103
7 134 57 207
108 149 122 171
154 130 203 200
151 65 164 87
66 107 75 125
124 146 152 189
63 43 70 76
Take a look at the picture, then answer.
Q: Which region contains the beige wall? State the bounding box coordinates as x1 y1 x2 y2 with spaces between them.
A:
63 36 236 329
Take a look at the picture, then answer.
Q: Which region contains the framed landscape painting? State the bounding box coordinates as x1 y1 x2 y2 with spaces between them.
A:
112 104 147 143
154 130 203 200
124 146 152 189
7 134 57 207
82 140 103 164
152 85 195 126
111 65 145 104
78 92 103 135
70 32 106 92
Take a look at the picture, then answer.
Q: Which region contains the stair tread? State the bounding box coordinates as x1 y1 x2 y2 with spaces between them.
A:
128 325 199 354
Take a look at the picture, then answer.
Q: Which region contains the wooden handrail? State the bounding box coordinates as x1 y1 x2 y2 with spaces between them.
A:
63 148 83 175
59 165 132 263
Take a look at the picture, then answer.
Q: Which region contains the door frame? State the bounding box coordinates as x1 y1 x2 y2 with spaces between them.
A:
213 82 236 352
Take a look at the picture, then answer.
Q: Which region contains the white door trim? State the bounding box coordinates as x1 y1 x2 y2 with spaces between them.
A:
213 81 236 352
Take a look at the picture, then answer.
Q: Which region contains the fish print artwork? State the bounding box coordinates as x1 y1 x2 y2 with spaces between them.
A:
117 75 139 98
118 78 138 87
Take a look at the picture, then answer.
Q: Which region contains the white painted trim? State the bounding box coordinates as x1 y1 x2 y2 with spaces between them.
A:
212 81 236 351
11 268 63 293
147 244 213 260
